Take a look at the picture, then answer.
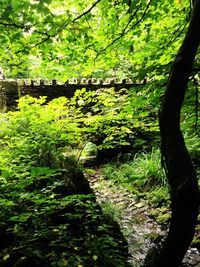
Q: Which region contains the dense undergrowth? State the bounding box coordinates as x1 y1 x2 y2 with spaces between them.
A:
0 89 199 266
101 148 169 207
102 130 200 199
101 132 200 226
0 96 128 267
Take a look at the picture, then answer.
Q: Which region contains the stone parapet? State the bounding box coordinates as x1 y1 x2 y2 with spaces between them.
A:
0 80 19 111
0 78 145 110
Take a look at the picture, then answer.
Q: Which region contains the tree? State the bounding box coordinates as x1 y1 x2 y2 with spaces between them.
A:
143 1 200 266
0 0 192 79
0 0 199 266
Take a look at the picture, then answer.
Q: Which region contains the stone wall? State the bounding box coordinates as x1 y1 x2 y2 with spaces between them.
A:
0 80 19 111
0 78 145 110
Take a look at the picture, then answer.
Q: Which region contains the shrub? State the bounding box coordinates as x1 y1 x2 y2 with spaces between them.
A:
0 96 128 267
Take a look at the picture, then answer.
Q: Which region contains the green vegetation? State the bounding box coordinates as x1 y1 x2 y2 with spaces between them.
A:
0 88 198 266
0 0 194 81
102 130 200 205
0 97 128 267
102 148 170 206
0 0 199 266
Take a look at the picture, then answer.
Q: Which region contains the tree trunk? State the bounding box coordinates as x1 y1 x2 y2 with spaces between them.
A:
143 1 200 267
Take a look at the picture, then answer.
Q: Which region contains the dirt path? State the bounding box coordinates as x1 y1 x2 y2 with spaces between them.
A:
85 168 200 267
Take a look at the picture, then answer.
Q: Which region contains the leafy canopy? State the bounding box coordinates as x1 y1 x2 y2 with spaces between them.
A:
0 0 192 79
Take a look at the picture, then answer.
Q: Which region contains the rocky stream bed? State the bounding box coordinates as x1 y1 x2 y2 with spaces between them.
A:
85 168 200 267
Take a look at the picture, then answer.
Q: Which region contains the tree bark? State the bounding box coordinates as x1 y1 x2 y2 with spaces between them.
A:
143 1 200 267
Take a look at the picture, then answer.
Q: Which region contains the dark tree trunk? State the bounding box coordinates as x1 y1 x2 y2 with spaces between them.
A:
143 1 200 267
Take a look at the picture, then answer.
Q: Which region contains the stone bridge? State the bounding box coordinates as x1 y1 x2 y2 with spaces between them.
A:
0 78 145 111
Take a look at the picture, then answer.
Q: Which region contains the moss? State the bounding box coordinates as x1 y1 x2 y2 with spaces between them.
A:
147 187 170 207
149 207 171 225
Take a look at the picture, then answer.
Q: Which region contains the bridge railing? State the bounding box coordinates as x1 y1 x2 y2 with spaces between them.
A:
0 78 145 111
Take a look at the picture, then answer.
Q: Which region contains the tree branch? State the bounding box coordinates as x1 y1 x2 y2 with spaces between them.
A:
1 0 101 52
73 0 101 23
160 7 191 50
55 0 101 36
27 0 101 50
0 21 25 29
95 0 153 59
160 22 188 50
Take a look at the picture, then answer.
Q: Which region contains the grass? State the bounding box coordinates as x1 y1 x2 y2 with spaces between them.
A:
101 131 200 207
102 148 170 206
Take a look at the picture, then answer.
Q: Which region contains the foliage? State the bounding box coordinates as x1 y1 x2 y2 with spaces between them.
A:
0 96 128 267
0 0 192 79
0 96 81 168
184 132 200 183
0 190 127 266
0 87 159 158
184 132 200 159
0 1 199 265
69 86 159 153
101 129 200 206
102 148 170 206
